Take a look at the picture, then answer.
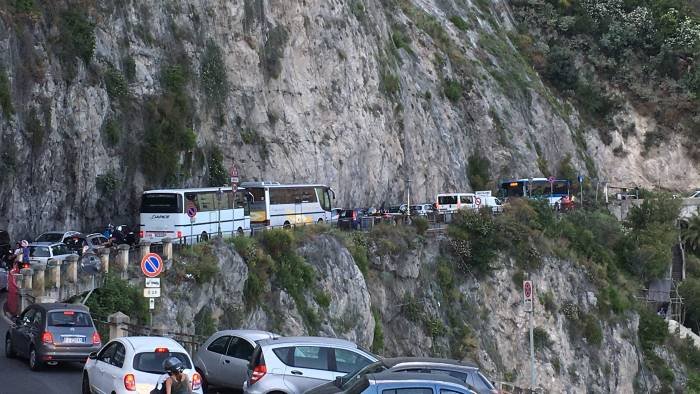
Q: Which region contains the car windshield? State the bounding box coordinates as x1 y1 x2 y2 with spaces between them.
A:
51 244 72 256
48 311 93 327
341 361 388 389
29 246 50 257
36 233 63 243
133 351 192 374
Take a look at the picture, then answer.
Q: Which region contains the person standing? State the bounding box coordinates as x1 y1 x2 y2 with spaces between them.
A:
21 240 29 269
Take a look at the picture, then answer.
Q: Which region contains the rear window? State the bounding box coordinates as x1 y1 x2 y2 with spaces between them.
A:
29 246 50 257
48 311 93 327
140 193 182 214
340 210 355 219
438 196 457 205
133 351 192 374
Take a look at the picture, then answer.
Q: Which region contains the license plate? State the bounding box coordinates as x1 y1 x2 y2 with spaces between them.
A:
154 232 165 237
62 337 85 344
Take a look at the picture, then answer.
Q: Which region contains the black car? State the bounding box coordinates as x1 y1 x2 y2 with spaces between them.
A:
5 303 102 370
306 357 497 394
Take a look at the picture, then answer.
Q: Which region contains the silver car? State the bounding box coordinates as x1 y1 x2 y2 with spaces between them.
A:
244 337 378 394
194 329 278 391
28 242 75 266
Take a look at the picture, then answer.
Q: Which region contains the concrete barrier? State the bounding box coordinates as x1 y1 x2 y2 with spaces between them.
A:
117 244 130 279
99 248 111 274
65 255 79 284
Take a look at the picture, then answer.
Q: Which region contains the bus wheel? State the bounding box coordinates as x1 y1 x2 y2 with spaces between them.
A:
317 218 324 224
200 232 209 242
283 221 291 229
237 227 244 236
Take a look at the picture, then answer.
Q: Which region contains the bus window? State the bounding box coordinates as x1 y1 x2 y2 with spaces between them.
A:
300 187 317 203
438 195 458 205
235 191 250 216
269 188 296 204
316 187 331 211
141 193 183 213
196 192 218 212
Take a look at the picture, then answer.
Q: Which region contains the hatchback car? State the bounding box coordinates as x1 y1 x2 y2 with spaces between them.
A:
35 231 81 244
337 209 364 230
244 336 378 394
28 242 75 266
333 371 477 394
82 336 203 394
410 204 434 216
307 357 497 394
194 329 278 391
5 303 102 370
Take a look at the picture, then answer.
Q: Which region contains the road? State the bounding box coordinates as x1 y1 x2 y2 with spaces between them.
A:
0 293 83 394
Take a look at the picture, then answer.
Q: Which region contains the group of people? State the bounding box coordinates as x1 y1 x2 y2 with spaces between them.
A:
2 240 30 270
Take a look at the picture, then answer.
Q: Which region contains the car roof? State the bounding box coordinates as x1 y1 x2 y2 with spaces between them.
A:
86 233 105 238
30 242 53 246
366 371 468 386
120 336 187 353
258 336 360 348
212 329 278 341
36 303 90 312
383 357 479 370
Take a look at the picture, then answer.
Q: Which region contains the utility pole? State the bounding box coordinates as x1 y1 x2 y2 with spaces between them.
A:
523 276 536 390
406 178 411 218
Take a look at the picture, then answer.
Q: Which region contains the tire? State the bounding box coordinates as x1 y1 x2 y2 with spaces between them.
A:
29 347 42 371
317 218 324 224
5 335 15 358
283 221 291 229
200 232 209 242
82 374 92 394
237 227 244 236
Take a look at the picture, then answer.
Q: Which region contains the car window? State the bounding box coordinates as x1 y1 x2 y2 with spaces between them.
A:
285 346 328 370
460 195 473 204
207 336 230 355
20 308 36 325
332 348 372 374
440 390 466 394
112 342 126 368
31 310 43 326
48 311 93 327
438 196 457 205
383 389 433 394
98 342 118 364
36 233 62 243
51 244 71 256
428 369 468 383
471 372 495 390
29 246 50 258
226 337 254 360
90 237 102 246
133 351 192 374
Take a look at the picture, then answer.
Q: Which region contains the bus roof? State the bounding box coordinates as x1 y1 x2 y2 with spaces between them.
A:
143 187 240 194
500 178 570 183
436 192 476 196
239 182 329 188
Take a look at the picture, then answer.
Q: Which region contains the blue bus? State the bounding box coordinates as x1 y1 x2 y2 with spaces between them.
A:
500 178 571 205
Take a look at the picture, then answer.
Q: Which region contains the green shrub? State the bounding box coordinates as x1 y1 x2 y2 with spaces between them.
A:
85 273 148 328
123 56 136 81
371 307 384 353
449 15 469 31
413 217 429 235
443 79 462 102
380 71 400 96
467 155 490 190
391 27 412 53
200 40 229 110
194 306 217 336
347 232 369 276
314 291 331 308
448 210 500 274
533 327 552 350
105 67 128 100
207 147 228 186
13 0 35 13
543 45 577 91
96 172 120 195
177 243 221 284
0 67 13 116
350 1 365 20
102 119 121 146
402 294 423 322
161 64 190 93
59 10 96 64
679 278 700 335
263 25 289 79
638 308 668 352
539 290 557 313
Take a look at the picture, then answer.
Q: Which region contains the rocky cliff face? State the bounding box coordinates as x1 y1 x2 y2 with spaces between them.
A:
0 0 698 237
152 234 691 393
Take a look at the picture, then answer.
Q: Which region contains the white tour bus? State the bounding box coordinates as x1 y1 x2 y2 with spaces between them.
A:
240 182 335 228
139 187 251 244
435 192 478 212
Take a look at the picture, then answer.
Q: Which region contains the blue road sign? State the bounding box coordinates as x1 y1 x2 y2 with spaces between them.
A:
187 206 197 218
141 253 163 278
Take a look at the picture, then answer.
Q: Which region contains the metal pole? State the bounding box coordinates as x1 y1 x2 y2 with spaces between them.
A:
529 308 536 389
406 178 411 218
217 188 222 236
190 222 193 247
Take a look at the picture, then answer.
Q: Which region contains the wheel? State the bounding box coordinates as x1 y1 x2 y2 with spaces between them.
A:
317 218 323 224
82 374 92 394
200 232 209 242
237 227 244 236
29 347 42 371
5 335 15 358
283 221 291 229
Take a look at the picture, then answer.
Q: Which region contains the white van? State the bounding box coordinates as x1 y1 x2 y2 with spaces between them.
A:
481 196 504 213
436 193 477 212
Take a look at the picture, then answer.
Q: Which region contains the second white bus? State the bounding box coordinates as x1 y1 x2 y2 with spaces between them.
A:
240 182 335 228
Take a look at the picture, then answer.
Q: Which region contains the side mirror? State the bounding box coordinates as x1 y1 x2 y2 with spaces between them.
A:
334 376 343 387
88 352 98 360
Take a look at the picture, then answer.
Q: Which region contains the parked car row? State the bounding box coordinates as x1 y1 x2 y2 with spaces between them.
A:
192 329 497 394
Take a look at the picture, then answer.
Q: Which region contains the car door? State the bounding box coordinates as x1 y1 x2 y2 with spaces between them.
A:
279 346 334 392
13 307 35 356
201 335 230 386
330 348 374 378
92 342 118 394
220 336 256 388
101 342 126 393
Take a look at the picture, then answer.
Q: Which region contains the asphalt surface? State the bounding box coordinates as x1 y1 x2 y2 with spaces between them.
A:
0 293 83 394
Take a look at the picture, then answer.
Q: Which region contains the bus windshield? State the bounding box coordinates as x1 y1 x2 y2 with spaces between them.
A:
140 193 182 213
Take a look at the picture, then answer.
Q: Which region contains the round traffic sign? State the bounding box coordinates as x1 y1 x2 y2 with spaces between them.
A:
141 253 163 278
524 281 532 298
475 197 482 206
547 176 556 184
187 206 197 218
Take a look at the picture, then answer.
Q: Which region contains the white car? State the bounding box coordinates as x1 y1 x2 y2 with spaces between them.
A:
28 242 75 267
82 336 203 394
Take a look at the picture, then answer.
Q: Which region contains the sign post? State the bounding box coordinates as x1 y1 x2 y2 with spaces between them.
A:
578 175 584 206
141 253 163 331
187 206 197 246
474 197 482 209
547 176 556 201
230 164 239 236
523 279 536 390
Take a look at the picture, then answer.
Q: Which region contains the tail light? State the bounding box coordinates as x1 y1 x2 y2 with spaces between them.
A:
176 231 182 238
92 331 101 345
41 331 54 345
22 263 30 269
155 347 169 353
138 230 144 238
352 210 357 220
264 219 271 226
124 374 136 391
192 372 202 390
250 364 267 385
436 203 440 210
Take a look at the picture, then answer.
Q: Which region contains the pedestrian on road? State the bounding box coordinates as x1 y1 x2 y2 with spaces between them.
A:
162 357 191 394
21 240 29 269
